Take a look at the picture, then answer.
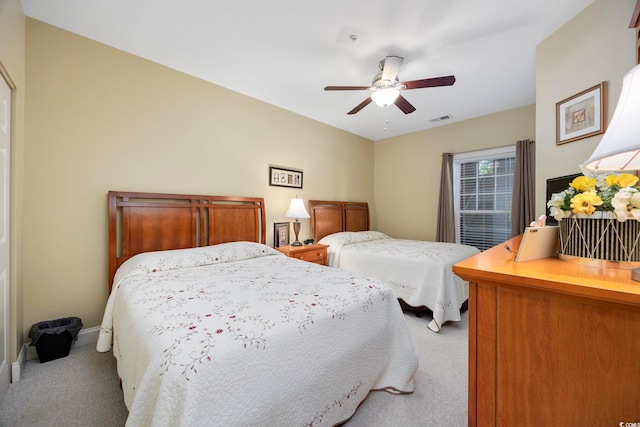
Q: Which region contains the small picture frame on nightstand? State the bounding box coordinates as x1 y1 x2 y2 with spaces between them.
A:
274 222 290 248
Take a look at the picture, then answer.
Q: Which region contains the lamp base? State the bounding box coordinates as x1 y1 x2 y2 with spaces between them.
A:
291 220 302 247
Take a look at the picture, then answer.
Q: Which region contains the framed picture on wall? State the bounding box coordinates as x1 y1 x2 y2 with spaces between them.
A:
269 166 303 189
274 222 290 247
556 82 607 145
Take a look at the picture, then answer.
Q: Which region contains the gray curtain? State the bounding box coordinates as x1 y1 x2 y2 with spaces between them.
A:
436 153 455 243
511 139 535 236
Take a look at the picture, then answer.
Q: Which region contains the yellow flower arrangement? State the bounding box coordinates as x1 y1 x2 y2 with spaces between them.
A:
547 172 640 222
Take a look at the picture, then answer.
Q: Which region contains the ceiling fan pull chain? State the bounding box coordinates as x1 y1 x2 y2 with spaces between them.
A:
384 106 390 132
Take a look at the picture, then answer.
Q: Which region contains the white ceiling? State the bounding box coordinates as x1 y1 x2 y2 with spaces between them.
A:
21 0 594 141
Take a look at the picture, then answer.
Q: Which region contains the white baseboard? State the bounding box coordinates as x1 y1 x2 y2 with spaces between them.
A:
12 326 101 382
10 344 26 382
75 326 101 347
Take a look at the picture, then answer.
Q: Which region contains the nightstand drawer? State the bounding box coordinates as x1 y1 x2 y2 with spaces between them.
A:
291 249 326 264
275 243 329 266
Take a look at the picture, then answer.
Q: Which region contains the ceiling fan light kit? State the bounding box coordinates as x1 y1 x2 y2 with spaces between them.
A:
324 55 456 115
371 88 400 107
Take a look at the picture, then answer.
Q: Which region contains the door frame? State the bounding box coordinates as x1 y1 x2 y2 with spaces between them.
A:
0 59 15 398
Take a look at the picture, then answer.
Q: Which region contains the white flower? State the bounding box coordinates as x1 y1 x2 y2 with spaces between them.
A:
595 173 609 190
547 191 570 221
611 188 640 222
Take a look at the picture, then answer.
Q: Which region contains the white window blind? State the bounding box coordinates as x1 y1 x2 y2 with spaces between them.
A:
453 146 516 251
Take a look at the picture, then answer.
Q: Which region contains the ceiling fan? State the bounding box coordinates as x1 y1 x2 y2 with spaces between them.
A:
324 55 456 115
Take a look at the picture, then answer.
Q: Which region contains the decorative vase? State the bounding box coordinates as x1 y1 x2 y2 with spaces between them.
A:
558 212 640 268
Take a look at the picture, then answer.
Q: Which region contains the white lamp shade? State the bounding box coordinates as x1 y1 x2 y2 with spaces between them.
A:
582 64 640 172
371 88 400 107
284 198 310 219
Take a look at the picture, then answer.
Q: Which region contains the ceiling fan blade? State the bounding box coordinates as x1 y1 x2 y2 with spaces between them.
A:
402 75 456 90
347 97 373 115
381 55 403 82
324 85 371 91
394 95 416 114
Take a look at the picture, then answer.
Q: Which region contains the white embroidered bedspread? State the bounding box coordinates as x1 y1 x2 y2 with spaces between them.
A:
97 241 418 427
319 231 480 332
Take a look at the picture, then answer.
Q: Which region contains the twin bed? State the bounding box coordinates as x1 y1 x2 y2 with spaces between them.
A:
97 192 419 426
308 200 480 332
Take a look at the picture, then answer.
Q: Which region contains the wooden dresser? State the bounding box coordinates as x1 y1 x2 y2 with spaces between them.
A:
275 243 328 266
453 235 640 427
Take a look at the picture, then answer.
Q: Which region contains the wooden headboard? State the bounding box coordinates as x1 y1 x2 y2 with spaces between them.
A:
108 191 266 290
308 200 370 242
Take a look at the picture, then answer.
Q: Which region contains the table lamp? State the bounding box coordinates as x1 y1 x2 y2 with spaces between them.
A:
284 197 310 246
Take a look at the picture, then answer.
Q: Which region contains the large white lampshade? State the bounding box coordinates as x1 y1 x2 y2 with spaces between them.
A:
582 64 640 172
284 197 310 246
284 198 310 220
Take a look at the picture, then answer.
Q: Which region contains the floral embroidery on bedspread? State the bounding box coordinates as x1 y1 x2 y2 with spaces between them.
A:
113 242 280 283
347 239 476 263
120 255 392 381
305 381 364 427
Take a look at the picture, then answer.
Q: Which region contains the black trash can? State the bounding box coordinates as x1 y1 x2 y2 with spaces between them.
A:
28 317 83 363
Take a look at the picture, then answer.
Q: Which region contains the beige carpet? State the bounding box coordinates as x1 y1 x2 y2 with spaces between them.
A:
0 312 467 427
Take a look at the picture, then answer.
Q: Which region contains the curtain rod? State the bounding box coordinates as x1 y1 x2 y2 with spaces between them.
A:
445 140 533 156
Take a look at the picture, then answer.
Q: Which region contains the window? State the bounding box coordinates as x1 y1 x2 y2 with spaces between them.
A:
453 146 515 251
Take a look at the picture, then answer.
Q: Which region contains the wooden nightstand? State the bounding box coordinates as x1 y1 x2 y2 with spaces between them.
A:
276 243 329 266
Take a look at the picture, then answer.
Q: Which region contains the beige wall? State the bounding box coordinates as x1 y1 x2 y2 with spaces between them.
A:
374 105 535 241
23 19 373 334
0 0 25 363
535 0 637 214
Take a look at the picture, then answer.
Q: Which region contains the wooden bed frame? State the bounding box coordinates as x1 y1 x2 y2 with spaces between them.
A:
308 200 370 242
108 191 266 290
